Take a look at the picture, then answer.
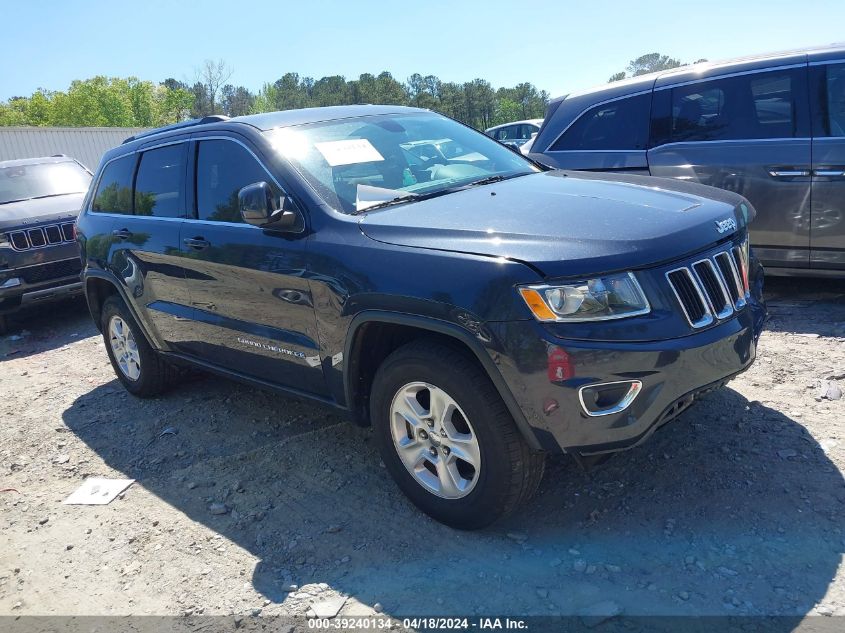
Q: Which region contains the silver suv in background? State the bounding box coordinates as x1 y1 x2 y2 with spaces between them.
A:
0 156 91 333
485 119 543 149
529 44 845 277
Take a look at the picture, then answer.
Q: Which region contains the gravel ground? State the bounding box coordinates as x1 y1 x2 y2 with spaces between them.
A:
1 277 843 624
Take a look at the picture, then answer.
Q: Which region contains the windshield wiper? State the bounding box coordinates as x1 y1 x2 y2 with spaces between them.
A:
353 193 420 214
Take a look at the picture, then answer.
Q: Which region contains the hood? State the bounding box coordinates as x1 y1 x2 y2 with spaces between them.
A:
0 193 85 232
358 171 749 278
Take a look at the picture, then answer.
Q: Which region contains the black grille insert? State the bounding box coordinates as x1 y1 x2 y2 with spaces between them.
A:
692 260 731 317
9 232 29 250
18 259 82 285
667 268 710 326
28 228 46 247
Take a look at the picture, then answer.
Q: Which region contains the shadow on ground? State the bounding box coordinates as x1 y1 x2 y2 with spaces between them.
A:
61 371 844 622
1 297 93 361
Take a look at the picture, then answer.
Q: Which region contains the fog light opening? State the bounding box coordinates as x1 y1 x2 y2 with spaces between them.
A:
578 380 642 417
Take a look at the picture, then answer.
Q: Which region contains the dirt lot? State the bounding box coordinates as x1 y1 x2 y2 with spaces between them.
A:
1 277 844 624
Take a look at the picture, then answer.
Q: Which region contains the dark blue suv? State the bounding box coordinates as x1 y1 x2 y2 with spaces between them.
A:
77 105 766 528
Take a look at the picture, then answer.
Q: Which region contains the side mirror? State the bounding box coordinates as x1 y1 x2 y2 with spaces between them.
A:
238 182 298 230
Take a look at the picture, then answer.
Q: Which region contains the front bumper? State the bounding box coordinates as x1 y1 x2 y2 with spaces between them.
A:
487 297 765 455
0 253 83 314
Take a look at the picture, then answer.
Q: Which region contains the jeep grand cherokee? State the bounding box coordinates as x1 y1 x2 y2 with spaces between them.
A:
76 106 766 529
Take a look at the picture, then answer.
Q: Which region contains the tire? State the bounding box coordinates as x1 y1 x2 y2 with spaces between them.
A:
100 295 177 397
370 338 545 529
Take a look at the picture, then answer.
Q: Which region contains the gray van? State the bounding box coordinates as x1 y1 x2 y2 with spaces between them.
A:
529 45 845 276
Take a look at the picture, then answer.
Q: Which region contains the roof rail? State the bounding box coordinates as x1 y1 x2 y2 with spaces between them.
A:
122 115 230 144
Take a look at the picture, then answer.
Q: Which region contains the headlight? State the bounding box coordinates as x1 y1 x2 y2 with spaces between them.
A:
518 272 650 322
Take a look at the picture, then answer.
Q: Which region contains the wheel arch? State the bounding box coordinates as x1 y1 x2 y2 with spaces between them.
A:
343 311 542 450
83 271 159 349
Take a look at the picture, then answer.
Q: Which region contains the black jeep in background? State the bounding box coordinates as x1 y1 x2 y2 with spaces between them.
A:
0 156 91 334
77 106 765 528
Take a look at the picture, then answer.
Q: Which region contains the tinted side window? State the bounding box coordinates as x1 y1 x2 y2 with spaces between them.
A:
669 68 806 143
91 155 135 214
550 93 651 151
812 62 845 137
196 140 273 223
134 144 187 218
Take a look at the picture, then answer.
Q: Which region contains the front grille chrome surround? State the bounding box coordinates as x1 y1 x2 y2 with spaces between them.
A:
4 222 76 252
666 243 750 328
666 267 714 328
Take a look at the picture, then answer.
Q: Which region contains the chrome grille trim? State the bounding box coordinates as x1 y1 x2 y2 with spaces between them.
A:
666 267 713 329
691 258 734 319
5 222 76 252
667 244 750 328
714 251 746 309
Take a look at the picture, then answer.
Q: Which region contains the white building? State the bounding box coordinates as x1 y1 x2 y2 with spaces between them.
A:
0 127 150 172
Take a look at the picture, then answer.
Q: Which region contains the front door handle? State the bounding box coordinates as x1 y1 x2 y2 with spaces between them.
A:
768 169 810 178
111 228 132 240
183 237 210 250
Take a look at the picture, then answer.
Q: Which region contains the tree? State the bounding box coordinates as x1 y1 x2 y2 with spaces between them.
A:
194 59 233 115
609 52 684 82
220 85 254 117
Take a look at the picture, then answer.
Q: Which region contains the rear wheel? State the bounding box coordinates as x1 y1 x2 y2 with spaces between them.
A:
101 295 177 397
370 339 544 529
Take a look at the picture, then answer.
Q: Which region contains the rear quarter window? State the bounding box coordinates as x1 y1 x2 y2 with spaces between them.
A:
550 93 651 151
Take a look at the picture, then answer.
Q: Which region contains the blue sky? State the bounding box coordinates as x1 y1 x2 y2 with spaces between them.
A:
3 0 843 101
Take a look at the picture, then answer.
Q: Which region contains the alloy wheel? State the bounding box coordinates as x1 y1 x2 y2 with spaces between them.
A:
389 382 481 499
108 315 141 381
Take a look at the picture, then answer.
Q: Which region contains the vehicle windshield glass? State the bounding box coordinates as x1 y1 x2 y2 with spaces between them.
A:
0 161 91 205
264 112 538 213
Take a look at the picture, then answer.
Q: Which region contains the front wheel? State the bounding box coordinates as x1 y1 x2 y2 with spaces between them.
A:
370 339 544 529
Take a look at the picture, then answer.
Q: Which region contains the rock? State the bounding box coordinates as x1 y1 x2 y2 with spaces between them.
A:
38 517 49 525
281 583 299 592
537 589 549 599
340 555 351 564
373 602 383 613
208 502 230 515
310 596 347 619
573 559 587 573
717 566 738 577
684 555 696 565
66 544 73 551
777 449 798 459
824 384 842 401
549 558 563 567
326 525 342 534
816 605 834 616
121 561 141 576
678 591 690 601
506 532 528 543
85 528 92 535
187 482 197 489
580 601 621 628
605 564 621 573
568 548 580 555
55 454 70 464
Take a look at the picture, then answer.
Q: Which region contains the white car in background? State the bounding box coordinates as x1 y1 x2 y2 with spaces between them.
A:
485 119 543 149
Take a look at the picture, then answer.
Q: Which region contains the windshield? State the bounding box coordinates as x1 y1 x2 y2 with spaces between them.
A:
265 112 538 213
0 161 91 205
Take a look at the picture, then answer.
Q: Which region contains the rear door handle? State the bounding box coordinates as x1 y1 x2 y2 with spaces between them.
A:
813 169 845 177
111 228 132 240
183 237 210 250
768 169 810 178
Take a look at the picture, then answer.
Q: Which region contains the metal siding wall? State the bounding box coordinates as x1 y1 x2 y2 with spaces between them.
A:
0 128 150 172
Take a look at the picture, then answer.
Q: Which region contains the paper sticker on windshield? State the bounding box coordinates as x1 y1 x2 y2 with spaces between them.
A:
315 139 384 166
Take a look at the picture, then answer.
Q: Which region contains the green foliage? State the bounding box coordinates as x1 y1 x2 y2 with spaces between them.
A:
609 52 702 83
0 77 193 127
1 66 552 131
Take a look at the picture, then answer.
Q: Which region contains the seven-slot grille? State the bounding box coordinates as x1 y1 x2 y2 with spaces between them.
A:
5 222 76 252
666 244 749 329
